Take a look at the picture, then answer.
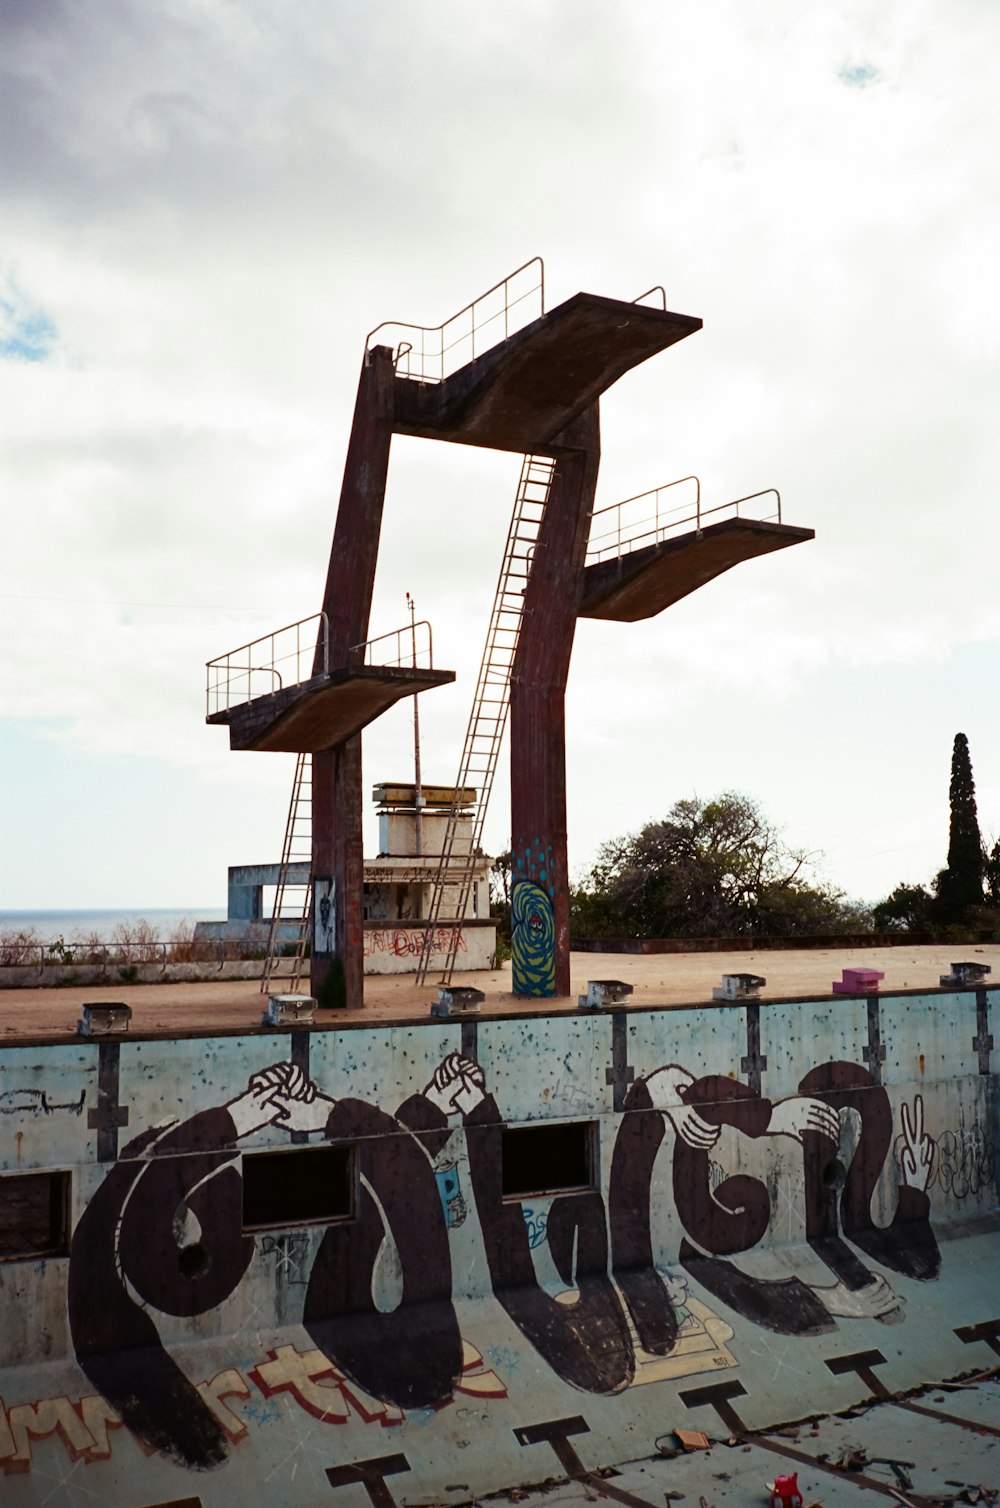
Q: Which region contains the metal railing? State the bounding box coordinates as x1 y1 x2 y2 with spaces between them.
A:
349 618 434 670
365 256 545 383
586 481 782 565
207 614 437 717
633 285 667 309
0 935 273 976
206 613 329 717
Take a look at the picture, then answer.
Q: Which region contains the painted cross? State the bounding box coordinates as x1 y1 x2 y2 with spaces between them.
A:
678 1378 750 1434
514 1416 659 1508
326 1454 411 1508
461 1018 479 1062
862 997 886 1084
740 1002 768 1095
825 1348 891 1399
605 1012 635 1113
87 1042 130 1163
289 1029 311 1146
956 1317 1000 1358
973 991 994 1076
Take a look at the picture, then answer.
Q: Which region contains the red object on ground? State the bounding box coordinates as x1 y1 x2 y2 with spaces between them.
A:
770 1473 803 1508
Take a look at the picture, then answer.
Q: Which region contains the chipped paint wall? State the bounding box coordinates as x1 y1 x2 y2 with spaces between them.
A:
0 987 998 1506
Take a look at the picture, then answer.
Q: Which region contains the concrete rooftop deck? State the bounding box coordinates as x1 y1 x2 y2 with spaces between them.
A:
2 942 996 1045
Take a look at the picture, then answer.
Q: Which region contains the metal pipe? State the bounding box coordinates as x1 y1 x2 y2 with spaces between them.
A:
364 256 545 379
408 594 423 859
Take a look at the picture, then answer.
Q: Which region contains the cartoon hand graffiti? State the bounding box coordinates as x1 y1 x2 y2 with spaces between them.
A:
644 1064 721 1149
899 1094 935 1190
425 1052 487 1115
228 1063 332 1137
767 1095 839 1143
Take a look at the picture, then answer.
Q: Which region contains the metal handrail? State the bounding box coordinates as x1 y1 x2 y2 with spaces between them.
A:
349 618 434 670
587 475 700 563
206 612 330 717
633 285 667 309
586 481 782 565
720 488 782 523
9 936 265 976
364 256 545 384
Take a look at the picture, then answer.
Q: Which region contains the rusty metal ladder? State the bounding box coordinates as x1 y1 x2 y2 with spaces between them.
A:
261 752 313 995
415 453 557 986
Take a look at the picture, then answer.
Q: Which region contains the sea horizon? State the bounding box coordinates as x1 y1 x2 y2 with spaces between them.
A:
0 907 224 942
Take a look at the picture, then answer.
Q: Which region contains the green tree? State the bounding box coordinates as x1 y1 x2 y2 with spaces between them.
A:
489 848 512 944
872 882 934 933
934 732 984 923
985 839 1000 908
571 792 866 940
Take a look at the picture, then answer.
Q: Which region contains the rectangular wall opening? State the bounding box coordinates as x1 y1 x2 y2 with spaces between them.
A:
501 1122 596 1200
242 1145 353 1231
0 1170 70 1261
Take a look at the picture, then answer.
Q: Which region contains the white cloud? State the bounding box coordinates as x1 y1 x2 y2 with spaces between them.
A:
2 0 1000 907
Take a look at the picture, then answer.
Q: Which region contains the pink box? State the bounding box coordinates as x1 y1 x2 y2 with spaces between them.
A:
832 967 885 994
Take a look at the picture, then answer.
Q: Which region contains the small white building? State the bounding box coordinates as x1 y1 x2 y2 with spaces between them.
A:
196 781 497 974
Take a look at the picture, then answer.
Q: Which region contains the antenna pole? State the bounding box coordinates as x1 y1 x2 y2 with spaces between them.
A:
407 592 423 859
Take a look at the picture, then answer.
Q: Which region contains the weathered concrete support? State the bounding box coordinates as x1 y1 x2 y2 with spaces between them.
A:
510 406 600 997
311 348 395 1007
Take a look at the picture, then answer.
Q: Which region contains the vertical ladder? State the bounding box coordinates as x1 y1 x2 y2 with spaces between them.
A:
416 453 557 986
261 752 313 995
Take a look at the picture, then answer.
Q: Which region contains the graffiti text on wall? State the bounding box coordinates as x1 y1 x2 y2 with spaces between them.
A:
363 926 466 959
0 1342 504 1476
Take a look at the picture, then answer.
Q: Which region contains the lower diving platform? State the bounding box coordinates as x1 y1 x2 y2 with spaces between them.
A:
580 482 814 622
206 615 453 754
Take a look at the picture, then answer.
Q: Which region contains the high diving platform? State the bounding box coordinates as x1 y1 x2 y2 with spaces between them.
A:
204 258 814 1004
383 289 702 452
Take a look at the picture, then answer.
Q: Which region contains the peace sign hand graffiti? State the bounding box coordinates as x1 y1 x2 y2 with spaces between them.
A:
900 1094 935 1190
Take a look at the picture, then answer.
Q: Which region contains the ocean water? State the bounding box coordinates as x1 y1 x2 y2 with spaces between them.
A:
0 908 223 943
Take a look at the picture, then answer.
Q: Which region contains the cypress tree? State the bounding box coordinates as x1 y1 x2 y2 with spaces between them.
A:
936 732 984 922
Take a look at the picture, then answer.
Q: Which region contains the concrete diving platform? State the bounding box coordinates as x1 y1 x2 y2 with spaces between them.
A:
206 613 453 753
581 514 814 623
388 291 702 453
207 663 455 752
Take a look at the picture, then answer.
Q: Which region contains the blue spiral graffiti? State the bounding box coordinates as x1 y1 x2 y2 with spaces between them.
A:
511 881 555 996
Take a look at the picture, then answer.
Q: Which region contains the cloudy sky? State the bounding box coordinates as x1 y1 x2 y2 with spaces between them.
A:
2 0 999 914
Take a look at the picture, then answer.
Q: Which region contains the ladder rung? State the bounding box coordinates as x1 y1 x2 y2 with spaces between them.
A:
418 455 553 987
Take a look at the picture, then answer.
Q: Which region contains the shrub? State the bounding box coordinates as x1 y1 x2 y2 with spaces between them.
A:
0 928 40 967
167 921 218 964
111 918 160 965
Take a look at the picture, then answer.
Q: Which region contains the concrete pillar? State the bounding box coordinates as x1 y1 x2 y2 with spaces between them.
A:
310 348 395 1008
509 405 600 998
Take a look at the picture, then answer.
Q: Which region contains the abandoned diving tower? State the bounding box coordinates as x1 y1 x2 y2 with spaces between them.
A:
206 259 812 1008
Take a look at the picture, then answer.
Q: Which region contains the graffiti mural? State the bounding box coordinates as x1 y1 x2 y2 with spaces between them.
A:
511 880 556 996
900 1110 997 1200
0 1343 506 1476
363 926 466 959
42 1039 946 1481
1 989 995 1495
